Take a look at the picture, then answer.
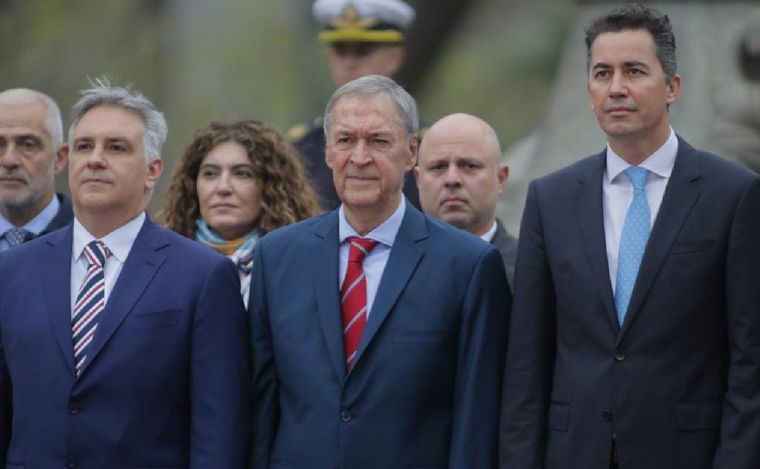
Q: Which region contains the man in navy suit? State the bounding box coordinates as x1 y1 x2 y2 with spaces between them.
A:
250 74 510 468
500 4 760 469
0 79 251 467
0 89 73 250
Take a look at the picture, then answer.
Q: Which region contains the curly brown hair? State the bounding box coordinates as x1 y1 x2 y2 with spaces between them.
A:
160 119 321 238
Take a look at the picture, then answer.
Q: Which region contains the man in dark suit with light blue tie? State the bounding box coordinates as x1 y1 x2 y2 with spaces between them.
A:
499 4 760 469
250 74 510 468
0 79 251 468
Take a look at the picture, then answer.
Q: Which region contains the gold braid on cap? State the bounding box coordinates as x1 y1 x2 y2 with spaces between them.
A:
319 5 405 43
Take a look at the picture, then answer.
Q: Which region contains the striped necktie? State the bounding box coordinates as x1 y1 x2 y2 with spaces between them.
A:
72 240 111 375
341 236 377 371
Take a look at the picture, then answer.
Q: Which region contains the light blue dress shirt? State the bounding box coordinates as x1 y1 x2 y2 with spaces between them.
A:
338 197 406 317
0 195 60 252
603 128 678 293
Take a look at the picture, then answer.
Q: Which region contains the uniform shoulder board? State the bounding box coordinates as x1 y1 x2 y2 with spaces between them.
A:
286 123 310 142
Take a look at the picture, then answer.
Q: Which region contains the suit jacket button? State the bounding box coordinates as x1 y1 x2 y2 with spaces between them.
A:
340 409 352 422
601 410 613 422
68 402 80 414
614 352 626 362
65 456 78 468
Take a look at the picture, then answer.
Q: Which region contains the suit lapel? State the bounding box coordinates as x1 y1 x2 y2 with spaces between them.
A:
352 206 425 371
41 193 74 235
573 152 620 333
77 219 168 377
311 212 346 384
619 139 702 339
42 226 77 376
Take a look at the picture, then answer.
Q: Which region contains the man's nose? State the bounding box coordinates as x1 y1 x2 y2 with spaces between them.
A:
443 165 462 186
0 143 21 167
349 140 372 165
609 72 629 97
86 147 107 168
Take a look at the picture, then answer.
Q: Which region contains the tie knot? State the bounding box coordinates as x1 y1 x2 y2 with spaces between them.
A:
5 227 32 247
84 240 111 268
623 166 649 192
347 236 377 263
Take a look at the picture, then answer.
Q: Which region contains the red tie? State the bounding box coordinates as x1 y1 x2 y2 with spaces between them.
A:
341 236 377 371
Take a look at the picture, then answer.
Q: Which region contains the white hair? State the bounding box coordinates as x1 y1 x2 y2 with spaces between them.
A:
0 88 63 151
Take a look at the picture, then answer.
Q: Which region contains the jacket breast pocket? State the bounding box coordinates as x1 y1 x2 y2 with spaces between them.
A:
392 329 451 344
546 402 570 431
669 239 714 256
270 446 294 467
674 401 721 431
125 309 181 329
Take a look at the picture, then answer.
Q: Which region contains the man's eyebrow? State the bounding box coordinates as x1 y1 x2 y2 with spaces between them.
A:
591 62 612 69
592 60 649 69
15 134 43 142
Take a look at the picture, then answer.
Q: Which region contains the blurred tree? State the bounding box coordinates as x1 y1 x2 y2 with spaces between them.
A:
400 0 480 94
0 0 166 195
0 0 165 105
0 0 570 214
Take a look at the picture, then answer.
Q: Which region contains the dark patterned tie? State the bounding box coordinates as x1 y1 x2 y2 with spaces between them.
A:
340 237 377 371
5 227 32 247
72 240 111 375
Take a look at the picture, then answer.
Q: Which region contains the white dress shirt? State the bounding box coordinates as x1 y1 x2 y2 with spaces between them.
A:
70 212 146 313
480 220 498 243
604 129 678 293
0 195 60 251
338 197 406 318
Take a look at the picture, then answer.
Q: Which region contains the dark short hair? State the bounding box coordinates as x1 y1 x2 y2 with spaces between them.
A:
584 3 677 82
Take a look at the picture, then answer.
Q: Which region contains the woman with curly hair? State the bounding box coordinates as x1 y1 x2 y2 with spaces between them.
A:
161 119 320 307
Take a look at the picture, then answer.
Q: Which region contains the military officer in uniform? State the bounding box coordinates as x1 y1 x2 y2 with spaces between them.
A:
289 0 421 210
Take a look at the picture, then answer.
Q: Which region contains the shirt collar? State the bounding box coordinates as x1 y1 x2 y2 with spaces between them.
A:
73 212 146 263
0 194 60 236
338 197 406 247
480 220 498 243
605 128 678 182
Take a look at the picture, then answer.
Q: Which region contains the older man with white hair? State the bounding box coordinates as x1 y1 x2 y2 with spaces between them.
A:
0 88 72 250
290 0 421 211
251 75 509 469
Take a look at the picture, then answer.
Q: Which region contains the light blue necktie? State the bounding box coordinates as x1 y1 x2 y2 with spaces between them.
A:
615 167 650 325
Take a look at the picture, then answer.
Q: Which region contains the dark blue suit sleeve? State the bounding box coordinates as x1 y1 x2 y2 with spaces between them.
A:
0 312 9 465
449 245 511 468
249 243 278 469
714 176 760 468
190 259 252 468
499 181 555 469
